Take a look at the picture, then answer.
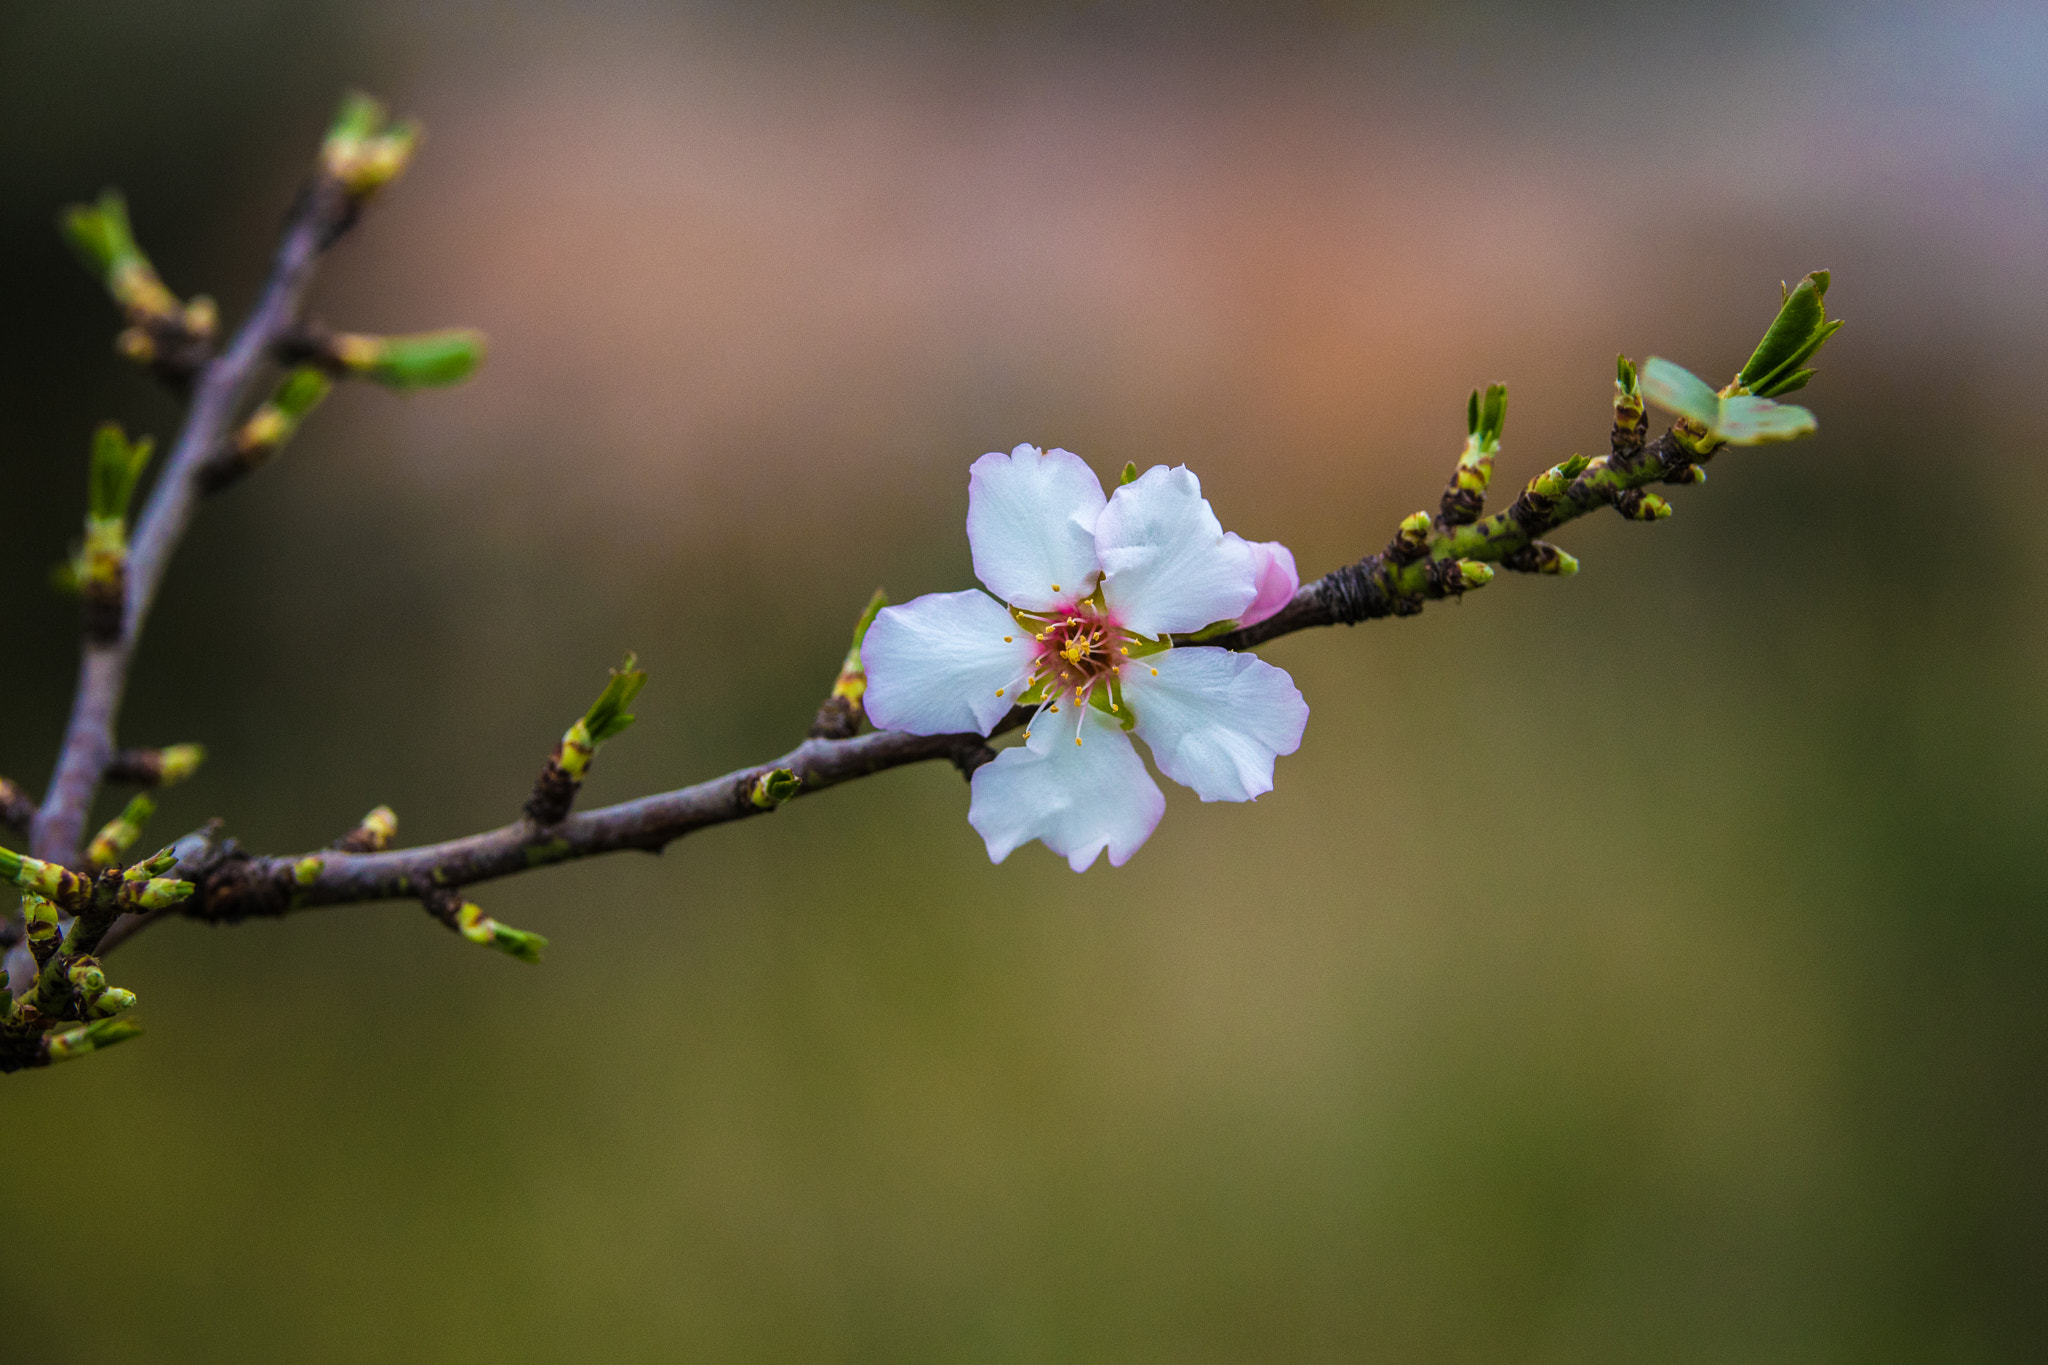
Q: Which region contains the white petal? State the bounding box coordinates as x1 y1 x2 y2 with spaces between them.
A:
967 444 1107 613
1227 534 1300 627
968 705 1165 872
1124 646 1308 802
1096 465 1258 636
862 590 1035 737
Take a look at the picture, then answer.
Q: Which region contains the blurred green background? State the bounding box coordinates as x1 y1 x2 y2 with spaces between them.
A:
4 2 2047 1360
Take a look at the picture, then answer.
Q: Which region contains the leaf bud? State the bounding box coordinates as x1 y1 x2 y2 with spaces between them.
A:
87 793 156 870
321 92 422 197
750 768 803 809
45 1018 143 1063
453 901 546 964
127 877 195 912
330 328 486 389
89 987 138 1019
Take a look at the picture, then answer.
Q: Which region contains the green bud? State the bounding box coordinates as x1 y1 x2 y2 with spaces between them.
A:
750 768 802 809
1457 560 1494 590
830 589 889 706
60 191 183 323
0 848 87 907
1120 461 1139 485
157 743 206 786
1530 468 1570 499
336 805 398 853
21 894 59 965
454 901 546 964
1623 492 1673 521
129 877 195 912
231 366 332 469
67 959 107 1000
321 91 421 197
333 329 486 389
45 1018 143 1063
1557 453 1591 481
123 847 179 881
1615 353 1639 396
293 856 323 887
86 793 155 870
89 422 155 522
90 987 137 1019
1390 510 1433 560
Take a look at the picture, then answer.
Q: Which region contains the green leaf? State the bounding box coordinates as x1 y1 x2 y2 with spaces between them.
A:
368 329 486 389
88 422 153 521
582 653 648 743
1740 271 1843 397
1639 358 1720 427
1712 394 1817 445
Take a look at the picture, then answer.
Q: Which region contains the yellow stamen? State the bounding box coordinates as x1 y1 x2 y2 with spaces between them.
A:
995 688 1005 697
1150 667 1158 676
1004 636 1013 643
1051 584 1061 592
1075 737 1083 746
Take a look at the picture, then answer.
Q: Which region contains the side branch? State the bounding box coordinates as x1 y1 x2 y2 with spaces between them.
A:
31 178 354 865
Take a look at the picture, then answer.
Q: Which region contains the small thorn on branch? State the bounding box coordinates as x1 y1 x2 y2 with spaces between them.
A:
810 588 888 740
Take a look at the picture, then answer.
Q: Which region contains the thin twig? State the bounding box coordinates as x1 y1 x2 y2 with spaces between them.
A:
30 180 353 867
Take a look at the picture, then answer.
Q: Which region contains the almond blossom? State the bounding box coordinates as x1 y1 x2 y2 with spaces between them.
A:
862 444 1309 871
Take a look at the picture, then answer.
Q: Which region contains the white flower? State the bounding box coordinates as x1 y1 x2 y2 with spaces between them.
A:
863 444 1309 871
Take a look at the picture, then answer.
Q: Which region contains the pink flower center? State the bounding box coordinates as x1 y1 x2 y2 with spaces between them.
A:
1010 604 1137 743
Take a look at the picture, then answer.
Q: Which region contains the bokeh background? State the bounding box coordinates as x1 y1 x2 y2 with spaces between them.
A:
3 2 2046 1360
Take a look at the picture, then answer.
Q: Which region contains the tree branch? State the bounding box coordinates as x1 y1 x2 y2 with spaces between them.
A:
107 405 1761 947
30 181 353 866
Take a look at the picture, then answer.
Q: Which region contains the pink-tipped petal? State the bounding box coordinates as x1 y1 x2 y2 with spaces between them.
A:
967 444 1107 613
968 706 1165 871
1123 646 1307 802
1228 535 1300 628
862 590 1036 737
1095 465 1258 637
